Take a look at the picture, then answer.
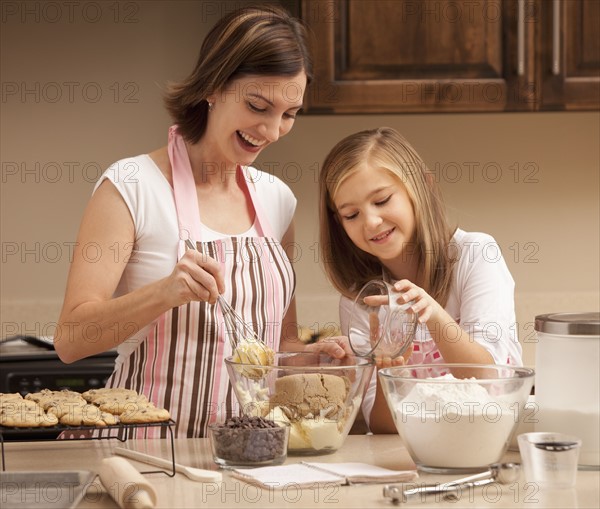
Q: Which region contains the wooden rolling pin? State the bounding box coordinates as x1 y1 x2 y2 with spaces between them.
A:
98 456 157 509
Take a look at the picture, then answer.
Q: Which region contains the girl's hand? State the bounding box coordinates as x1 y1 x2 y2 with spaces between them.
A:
164 249 225 306
392 279 443 324
374 342 414 369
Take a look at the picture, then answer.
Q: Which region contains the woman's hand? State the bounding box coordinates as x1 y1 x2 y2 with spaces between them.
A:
392 279 444 324
164 249 225 306
306 335 414 368
306 335 353 359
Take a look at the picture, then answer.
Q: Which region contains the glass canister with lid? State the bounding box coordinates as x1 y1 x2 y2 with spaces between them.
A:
534 312 600 469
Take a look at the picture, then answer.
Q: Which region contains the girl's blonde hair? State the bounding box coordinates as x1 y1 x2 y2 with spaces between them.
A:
319 127 456 305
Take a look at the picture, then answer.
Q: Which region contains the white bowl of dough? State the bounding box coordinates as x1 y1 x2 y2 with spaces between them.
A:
378 364 534 473
225 352 374 455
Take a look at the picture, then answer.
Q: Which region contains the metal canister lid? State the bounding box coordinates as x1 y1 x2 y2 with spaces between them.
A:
534 312 600 336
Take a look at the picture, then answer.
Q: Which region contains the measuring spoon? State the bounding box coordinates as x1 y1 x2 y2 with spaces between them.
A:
383 462 520 504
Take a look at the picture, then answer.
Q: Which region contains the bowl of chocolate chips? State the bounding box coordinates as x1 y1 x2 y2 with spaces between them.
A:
209 415 289 467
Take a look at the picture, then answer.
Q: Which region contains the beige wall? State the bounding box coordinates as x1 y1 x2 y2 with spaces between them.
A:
2 1 599 368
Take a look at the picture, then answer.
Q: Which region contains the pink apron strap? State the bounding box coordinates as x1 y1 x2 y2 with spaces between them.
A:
168 125 203 242
168 125 275 242
239 166 275 239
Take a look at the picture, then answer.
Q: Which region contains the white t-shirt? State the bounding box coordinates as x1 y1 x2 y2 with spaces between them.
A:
94 154 296 355
339 229 523 427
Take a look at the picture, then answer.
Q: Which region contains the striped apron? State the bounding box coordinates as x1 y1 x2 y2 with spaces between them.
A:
105 126 295 438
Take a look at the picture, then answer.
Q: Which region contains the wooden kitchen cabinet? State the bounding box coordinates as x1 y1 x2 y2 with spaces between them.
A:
539 0 600 109
300 0 600 113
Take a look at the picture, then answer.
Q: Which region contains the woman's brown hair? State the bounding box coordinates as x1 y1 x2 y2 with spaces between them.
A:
319 127 457 306
164 4 313 144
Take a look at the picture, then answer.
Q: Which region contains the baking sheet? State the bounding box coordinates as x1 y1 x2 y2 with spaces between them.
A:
0 471 95 509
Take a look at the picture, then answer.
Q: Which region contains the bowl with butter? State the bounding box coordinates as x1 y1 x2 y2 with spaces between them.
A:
225 352 374 455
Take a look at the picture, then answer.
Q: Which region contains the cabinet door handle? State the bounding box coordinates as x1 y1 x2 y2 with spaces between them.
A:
517 0 525 76
552 0 561 75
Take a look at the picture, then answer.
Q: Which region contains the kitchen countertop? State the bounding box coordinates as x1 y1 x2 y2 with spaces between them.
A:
1 435 598 508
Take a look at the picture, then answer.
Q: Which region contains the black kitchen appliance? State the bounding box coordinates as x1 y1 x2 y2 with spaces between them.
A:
0 335 117 440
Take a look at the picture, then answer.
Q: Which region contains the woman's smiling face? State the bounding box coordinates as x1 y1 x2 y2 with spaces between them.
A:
333 165 416 262
205 72 306 166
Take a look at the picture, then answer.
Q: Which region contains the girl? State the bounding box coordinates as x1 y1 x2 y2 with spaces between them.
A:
318 127 522 433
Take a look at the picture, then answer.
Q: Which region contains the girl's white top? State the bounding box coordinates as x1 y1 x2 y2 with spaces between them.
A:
339 228 522 427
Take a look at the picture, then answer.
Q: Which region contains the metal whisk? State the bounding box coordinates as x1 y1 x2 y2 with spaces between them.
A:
216 295 273 364
184 239 271 365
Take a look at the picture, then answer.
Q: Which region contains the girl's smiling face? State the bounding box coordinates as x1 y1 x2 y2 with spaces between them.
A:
333 165 417 264
204 72 306 167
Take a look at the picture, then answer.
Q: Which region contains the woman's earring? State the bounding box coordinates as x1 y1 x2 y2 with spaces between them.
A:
207 101 214 111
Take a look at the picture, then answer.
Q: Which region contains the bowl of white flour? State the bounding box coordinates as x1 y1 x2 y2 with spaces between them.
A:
378 364 535 473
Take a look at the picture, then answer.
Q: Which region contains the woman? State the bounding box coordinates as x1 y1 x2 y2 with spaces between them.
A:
55 5 313 438
318 127 522 433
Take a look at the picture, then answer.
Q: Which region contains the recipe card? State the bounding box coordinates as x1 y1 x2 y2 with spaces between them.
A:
304 462 418 484
231 462 418 489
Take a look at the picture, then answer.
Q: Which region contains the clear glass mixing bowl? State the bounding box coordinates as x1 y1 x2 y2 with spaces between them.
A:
348 280 417 359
